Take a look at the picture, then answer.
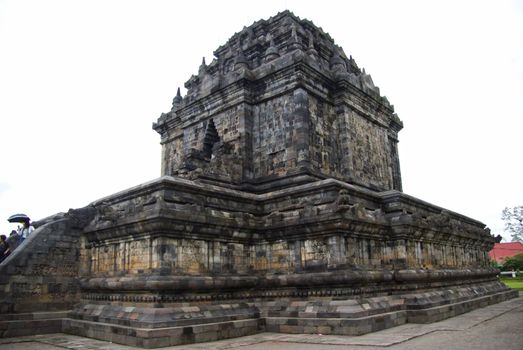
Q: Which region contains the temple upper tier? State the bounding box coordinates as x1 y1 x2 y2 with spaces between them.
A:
153 10 403 192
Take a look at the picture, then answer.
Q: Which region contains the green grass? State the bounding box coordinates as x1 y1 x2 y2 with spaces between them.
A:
500 276 523 291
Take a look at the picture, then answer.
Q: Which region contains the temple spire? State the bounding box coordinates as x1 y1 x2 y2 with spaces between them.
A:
198 57 207 75
171 87 182 110
307 32 319 59
264 33 280 62
288 23 303 51
234 49 249 70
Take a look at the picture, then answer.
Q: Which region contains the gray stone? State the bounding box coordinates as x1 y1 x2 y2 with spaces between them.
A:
0 10 516 348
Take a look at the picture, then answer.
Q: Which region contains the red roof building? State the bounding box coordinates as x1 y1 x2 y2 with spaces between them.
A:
489 242 523 263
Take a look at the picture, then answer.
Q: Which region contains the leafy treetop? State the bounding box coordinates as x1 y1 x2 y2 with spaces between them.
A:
502 206 523 243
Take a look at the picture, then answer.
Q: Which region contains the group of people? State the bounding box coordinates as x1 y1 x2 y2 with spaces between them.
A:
0 219 34 262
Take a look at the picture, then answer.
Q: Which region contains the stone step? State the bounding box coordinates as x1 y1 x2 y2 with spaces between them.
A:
62 317 262 348
265 309 407 336
0 315 65 338
406 289 519 323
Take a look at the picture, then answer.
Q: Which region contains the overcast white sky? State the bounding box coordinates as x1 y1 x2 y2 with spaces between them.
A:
1 0 522 241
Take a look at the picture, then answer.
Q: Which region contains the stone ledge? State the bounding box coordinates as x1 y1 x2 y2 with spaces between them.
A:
0 286 517 347
265 309 407 336
80 268 497 292
62 317 261 348
406 288 519 323
0 311 69 321
0 318 63 338
68 302 260 329
403 281 509 309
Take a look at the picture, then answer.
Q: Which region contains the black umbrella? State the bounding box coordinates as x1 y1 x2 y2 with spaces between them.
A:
7 213 30 223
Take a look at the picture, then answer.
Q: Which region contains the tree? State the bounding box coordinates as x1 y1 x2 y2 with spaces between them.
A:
503 253 523 271
501 206 523 243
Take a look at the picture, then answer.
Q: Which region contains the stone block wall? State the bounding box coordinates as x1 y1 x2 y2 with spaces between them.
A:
0 218 83 313
78 177 494 300
308 94 341 176
252 89 310 178
0 11 516 346
154 12 403 192
347 109 392 190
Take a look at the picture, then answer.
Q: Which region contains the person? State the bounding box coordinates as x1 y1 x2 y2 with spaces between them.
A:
18 218 34 240
0 235 8 262
4 230 21 257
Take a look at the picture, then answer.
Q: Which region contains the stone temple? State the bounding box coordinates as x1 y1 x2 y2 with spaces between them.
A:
0 11 517 347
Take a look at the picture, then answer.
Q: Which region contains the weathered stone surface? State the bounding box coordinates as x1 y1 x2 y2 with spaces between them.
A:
0 10 516 347
0 206 96 314
75 177 495 284
153 11 401 192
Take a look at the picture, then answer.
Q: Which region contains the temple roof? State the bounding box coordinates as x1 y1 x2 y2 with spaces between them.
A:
168 11 391 110
210 10 361 75
153 10 402 139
